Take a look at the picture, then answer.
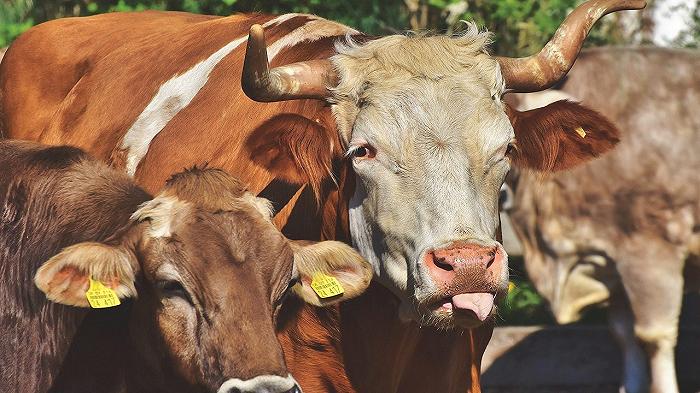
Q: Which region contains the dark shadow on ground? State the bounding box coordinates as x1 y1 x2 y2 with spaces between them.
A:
482 324 700 393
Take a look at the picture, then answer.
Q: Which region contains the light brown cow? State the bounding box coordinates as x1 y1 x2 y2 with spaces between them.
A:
504 47 700 393
0 140 371 393
0 1 644 391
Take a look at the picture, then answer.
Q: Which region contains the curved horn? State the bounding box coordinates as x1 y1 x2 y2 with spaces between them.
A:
242 24 337 102
497 0 646 92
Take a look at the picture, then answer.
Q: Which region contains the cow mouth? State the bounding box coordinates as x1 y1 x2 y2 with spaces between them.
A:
431 292 497 324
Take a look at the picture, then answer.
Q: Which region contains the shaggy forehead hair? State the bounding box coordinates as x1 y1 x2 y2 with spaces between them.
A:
163 167 247 209
330 23 504 142
132 168 274 237
161 167 272 218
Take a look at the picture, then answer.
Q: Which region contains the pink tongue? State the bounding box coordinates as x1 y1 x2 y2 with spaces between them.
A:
451 293 495 321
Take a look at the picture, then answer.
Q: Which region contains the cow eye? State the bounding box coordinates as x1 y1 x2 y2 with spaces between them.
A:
158 280 191 302
505 143 515 156
349 144 376 159
354 147 369 157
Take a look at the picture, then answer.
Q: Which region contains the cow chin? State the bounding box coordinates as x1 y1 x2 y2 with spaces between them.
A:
413 290 506 330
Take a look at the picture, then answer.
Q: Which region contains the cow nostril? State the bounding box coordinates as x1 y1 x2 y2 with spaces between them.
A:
433 257 454 271
485 252 496 269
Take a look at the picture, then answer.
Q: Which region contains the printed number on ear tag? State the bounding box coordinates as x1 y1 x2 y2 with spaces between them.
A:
86 278 121 308
311 273 344 299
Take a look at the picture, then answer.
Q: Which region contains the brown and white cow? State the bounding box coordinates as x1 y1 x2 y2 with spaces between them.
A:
0 1 644 391
503 47 700 393
0 140 371 393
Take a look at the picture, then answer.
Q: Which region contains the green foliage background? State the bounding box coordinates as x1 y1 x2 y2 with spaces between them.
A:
5 0 695 54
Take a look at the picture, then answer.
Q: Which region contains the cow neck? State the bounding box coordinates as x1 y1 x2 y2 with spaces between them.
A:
332 160 489 393
275 160 489 393
0 162 145 392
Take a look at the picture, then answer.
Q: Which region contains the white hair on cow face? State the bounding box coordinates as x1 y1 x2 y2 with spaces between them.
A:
331 23 504 143
131 196 192 238
240 192 275 222
327 24 513 328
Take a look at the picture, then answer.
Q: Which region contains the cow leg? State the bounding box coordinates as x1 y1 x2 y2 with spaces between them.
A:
609 291 649 393
615 241 683 393
641 335 678 393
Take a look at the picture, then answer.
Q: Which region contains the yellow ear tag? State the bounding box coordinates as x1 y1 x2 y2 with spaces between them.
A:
574 127 587 138
86 278 121 308
310 273 344 299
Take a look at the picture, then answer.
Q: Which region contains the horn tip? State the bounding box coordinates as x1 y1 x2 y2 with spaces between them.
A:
250 24 264 36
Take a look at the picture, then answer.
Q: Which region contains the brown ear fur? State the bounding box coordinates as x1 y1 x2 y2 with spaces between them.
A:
507 100 620 171
245 113 336 201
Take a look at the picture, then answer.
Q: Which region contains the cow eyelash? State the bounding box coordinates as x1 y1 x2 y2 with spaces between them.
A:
505 142 516 156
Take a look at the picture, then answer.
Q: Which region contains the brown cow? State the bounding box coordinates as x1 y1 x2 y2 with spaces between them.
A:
0 1 644 391
0 140 371 393
504 47 700 393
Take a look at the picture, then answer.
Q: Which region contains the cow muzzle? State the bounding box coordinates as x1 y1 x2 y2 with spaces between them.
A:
217 374 301 393
422 242 508 325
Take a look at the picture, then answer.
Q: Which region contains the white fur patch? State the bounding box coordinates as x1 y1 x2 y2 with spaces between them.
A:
131 195 191 238
120 14 353 177
121 34 246 176
241 192 275 221
217 374 299 393
266 18 357 60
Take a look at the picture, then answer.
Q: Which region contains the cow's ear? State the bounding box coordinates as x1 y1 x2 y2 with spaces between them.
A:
507 100 620 171
290 240 373 306
245 113 337 200
35 242 139 308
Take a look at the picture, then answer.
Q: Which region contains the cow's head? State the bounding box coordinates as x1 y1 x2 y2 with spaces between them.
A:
241 0 642 328
35 168 371 393
505 168 621 324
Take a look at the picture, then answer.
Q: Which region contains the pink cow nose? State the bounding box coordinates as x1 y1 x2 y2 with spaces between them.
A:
424 242 505 288
424 242 506 322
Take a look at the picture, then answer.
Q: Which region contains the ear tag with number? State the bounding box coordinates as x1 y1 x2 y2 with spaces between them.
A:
86 278 121 308
574 127 587 138
310 273 344 299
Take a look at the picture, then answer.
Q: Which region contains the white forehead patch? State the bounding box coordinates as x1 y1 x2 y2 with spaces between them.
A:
131 195 191 238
